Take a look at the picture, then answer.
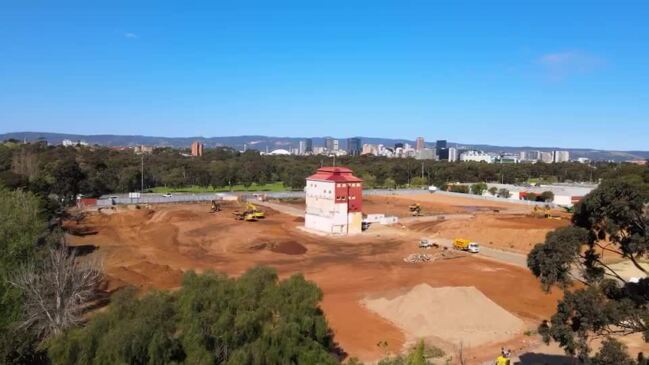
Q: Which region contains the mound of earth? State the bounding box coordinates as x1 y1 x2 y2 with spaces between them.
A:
362 284 525 347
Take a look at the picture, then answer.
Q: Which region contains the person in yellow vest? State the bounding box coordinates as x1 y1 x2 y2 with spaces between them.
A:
495 348 511 365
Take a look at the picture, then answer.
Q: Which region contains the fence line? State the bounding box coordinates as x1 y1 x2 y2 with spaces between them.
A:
96 188 554 207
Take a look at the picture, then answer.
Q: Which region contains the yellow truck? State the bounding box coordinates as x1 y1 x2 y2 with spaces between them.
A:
453 238 480 253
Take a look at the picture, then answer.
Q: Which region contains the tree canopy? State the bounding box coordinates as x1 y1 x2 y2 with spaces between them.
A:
527 170 649 361
48 267 339 365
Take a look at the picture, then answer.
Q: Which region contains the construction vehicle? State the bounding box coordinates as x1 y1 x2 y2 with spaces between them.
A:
246 202 265 219
232 210 257 221
409 203 423 216
453 238 480 253
419 239 438 249
210 200 222 213
232 201 265 222
532 205 551 219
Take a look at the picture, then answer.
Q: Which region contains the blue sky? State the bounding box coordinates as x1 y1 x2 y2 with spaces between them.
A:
1 0 648 150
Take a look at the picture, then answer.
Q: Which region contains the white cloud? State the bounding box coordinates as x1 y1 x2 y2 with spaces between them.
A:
537 51 605 80
123 32 139 39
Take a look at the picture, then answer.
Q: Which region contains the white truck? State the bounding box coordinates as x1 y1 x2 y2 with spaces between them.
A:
428 185 438 193
419 239 438 249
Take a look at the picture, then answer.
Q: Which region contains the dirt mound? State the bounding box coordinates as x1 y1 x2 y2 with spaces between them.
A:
250 240 308 255
271 240 307 255
363 284 525 347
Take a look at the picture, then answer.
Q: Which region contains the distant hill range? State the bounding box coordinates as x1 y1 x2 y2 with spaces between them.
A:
2 131 648 162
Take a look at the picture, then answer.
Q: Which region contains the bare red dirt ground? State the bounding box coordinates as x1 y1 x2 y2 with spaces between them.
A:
66 201 565 363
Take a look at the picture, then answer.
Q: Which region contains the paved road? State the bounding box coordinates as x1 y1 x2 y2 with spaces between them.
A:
254 200 304 217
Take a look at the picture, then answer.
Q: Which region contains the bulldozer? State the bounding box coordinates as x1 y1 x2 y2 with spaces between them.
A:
210 200 222 213
409 203 423 217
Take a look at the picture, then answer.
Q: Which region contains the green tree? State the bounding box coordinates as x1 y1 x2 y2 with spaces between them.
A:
497 188 511 198
488 186 498 196
528 178 649 360
383 177 397 189
539 191 555 202
362 173 377 189
48 267 338 365
470 182 487 195
410 176 427 188
0 187 48 363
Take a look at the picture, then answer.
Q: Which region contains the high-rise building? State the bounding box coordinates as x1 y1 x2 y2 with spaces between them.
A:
437 148 449 161
305 139 313 153
415 137 425 151
540 151 554 163
298 140 307 155
448 147 458 162
347 137 362 156
553 150 570 163
191 141 204 157
435 140 448 160
325 137 339 151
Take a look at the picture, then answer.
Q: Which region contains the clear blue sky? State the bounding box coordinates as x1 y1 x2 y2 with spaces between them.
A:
1 1 648 150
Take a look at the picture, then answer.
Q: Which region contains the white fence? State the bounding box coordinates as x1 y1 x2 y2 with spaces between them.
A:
96 188 554 207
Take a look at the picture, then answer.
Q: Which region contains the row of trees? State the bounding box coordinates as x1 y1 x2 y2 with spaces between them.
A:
2 141 646 198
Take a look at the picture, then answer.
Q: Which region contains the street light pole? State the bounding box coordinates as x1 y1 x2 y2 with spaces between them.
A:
141 154 144 193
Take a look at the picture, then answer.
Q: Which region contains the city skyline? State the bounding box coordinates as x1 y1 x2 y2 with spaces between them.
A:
1 1 649 150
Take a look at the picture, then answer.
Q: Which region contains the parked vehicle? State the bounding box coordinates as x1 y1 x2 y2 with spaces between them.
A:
453 238 480 253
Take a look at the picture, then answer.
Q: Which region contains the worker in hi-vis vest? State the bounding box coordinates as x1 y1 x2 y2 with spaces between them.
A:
495 355 510 365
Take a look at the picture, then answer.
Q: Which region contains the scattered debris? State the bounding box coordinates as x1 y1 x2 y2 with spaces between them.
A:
403 253 432 263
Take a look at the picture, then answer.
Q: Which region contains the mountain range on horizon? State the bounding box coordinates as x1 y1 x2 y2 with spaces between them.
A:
2 131 648 162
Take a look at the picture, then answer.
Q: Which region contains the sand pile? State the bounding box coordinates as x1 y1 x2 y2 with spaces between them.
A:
362 284 525 347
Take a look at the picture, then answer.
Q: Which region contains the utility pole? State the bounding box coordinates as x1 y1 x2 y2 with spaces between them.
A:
421 162 424 179
141 154 144 193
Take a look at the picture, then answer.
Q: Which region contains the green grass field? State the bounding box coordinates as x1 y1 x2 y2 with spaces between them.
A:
150 182 288 193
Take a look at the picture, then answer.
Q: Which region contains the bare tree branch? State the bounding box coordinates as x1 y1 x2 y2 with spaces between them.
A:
9 244 103 339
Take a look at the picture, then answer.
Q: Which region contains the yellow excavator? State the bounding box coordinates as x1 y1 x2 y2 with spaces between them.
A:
246 202 265 219
532 205 551 219
233 202 265 222
409 203 423 217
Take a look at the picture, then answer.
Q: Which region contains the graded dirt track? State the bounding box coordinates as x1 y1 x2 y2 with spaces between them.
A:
66 201 565 363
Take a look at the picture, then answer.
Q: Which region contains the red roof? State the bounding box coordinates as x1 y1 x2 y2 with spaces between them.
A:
306 166 363 183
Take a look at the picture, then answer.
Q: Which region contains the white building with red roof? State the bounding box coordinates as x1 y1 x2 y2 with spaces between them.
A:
304 166 363 234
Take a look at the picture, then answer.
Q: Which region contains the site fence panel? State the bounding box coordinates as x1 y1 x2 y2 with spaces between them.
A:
97 188 554 207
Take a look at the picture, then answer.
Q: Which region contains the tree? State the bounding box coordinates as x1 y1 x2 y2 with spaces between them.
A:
362 173 377 189
50 159 85 205
470 182 487 195
591 338 635 365
497 188 511 198
540 191 555 202
0 187 48 364
528 178 649 360
9 244 103 339
410 177 427 188
488 186 498 196
48 267 339 365
383 177 397 189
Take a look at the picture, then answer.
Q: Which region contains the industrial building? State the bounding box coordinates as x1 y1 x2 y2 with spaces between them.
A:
484 183 596 207
304 166 363 235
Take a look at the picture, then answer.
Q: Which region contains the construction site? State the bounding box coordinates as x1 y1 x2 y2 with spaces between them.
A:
65 181 647 363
